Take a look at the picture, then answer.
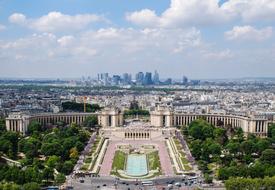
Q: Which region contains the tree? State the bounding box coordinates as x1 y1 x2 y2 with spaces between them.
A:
226 142 240 155
83 115 98 128
0 182 20 190
27 121 42 134
198 160 209 174
69 147 79 159
256 139 270 153
55 173 66 185
201 145 211 162
264 166 275 177
41 142 63 156
214 128 227 145
75 141 84 152
202 125 214 139
225 176 275 190
23 166 42 184
260 149 275 165
46 155 60 169
61 160 74 175
77 131 89 143
248 163 265 178
189 124 203 140
62 102 101 112
240 140 256 154
243 154 253 164
180 125 188 136
0 118 6 133
189 119 214 140
0 131 19 159
124 109 150 116
42 167 54 182
218 167 231 180
21 137 41 158
0 139 12 155
190 139 202 159
62 138 76 152
208 143 221 156
267 124 275 138
22 182 40 190
234 128 244 142
204 173 213 184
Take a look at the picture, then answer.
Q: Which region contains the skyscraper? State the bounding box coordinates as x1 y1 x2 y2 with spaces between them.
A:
182 76 188 85
135 72 144 84
112 75 121 85
144 72 153 85
153 70 160 84
122 73 132 85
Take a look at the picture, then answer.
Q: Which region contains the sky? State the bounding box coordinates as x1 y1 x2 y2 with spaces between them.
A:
0 0 275 79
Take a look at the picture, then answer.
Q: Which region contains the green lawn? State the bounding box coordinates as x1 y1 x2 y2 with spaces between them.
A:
148 151 161 171
181 157 189 164
84 157 92 163
81 164 89 171
184 164 192 171
112 151 126 171
88 137 101 156
179 150 186 157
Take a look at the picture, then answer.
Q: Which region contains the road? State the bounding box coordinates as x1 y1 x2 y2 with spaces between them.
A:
68 175 210 190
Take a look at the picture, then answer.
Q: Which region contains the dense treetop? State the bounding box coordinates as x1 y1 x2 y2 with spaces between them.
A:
62 101 101 112
183 119 275 185
0 120 90 188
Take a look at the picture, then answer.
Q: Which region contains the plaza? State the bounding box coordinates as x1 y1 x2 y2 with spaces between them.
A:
75 117 195 181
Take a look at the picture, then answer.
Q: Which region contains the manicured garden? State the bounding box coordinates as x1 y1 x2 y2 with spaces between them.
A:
147 151 161 171
111 150 126 175
173 137 192 171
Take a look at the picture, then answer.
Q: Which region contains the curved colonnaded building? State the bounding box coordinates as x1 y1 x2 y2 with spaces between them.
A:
5 106 275 137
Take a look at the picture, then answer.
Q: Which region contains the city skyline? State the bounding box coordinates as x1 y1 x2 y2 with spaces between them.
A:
0 0 275 78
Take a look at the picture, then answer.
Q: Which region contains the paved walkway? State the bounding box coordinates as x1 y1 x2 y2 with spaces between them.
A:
157 141 174 176
99 140 174 176
99 141 116 176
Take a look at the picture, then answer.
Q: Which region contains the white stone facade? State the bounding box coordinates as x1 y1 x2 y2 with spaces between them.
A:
5 108 124 135
150 107 271 137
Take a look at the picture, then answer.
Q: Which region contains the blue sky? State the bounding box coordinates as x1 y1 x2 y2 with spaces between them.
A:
0 0 274 79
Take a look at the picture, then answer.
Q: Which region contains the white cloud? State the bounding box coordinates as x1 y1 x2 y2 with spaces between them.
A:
57 35 75 47
1 26 274 78
126 9 159 27
0 27 203 63
222 0 275 22
126 0 275 28
9 12 105 32
127 0 229 27
94 28 120 39
9 13 27 24
225 25 273 41
160 0 230 27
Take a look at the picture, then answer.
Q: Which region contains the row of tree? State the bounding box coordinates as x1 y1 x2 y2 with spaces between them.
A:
0 119 90 187
62 101 101 112
225 176 275 190
0 182 40 190
184 119 275 184
124 109 150 116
